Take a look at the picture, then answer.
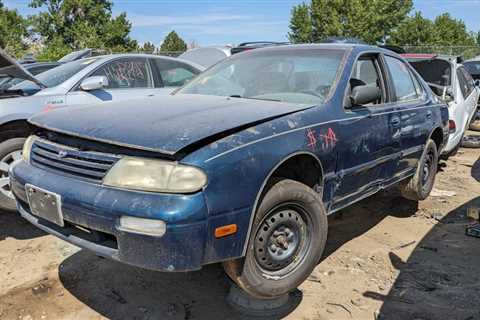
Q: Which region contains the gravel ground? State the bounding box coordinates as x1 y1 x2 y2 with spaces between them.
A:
0 135 479 320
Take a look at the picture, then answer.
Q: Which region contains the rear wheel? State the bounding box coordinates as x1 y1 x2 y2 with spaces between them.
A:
400 139 438 201
0 138 26 211
223 179 327 298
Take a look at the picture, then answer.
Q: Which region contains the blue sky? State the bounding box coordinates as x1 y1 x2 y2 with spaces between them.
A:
4 0 480 46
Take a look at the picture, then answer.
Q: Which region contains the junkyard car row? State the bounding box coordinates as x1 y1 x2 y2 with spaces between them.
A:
0 50 204 211
6 43 454 299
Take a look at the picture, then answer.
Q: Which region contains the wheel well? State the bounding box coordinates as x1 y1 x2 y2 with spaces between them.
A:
430 127 443 151
0 120 32 143
269 154 323 189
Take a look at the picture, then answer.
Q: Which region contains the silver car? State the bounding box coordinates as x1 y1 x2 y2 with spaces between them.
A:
0 50 204 210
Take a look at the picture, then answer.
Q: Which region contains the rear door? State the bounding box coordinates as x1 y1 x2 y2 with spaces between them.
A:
384 55 431 175
150 57 200 95
65 57 156 106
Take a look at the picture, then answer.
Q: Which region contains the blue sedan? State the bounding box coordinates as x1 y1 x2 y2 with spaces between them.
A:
11 44 449 299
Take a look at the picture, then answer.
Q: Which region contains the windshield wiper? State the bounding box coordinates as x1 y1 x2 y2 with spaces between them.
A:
229 95 281 102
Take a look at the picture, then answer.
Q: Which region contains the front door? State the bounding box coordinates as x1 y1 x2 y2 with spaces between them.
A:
65 57 157 107
333 53 401 210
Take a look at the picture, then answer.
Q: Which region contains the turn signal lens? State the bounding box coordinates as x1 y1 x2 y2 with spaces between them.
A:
215 224 238 238
118 216 166 237
22 135 37 163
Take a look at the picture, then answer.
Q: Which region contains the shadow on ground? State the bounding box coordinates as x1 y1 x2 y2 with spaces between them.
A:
0 210 45 241
58 191 417 320
472 156 480 182
365 196 480 320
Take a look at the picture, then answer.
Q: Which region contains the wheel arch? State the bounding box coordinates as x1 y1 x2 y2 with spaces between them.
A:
0 119 33 143
429 126 444 152
241 151 325 256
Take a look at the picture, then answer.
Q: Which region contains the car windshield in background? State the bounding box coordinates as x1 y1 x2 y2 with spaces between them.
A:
178 48 345 105
463 61 480 76
11 57 100 91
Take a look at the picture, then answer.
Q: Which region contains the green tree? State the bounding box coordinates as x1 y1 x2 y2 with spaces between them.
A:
141 41 156 54
389 12 436 45
433 13 475 46
160 31 187 53
29 0 137 60
0 1 29 57
288 0 413 44
288 3 312 43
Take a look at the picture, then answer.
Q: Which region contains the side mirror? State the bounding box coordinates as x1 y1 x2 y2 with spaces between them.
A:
349 85 381 107
80 76 108 91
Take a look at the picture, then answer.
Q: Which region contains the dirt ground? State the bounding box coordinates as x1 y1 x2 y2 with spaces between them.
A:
1 134 479 320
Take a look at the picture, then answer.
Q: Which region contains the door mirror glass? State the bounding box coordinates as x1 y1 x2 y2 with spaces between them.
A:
80 76 109 91
349 85 381 107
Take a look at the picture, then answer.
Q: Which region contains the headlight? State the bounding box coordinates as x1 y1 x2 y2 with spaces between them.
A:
22 135 37 163
103 157 207 193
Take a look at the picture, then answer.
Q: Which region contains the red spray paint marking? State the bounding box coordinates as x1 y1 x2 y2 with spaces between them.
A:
318 128 337 149
306 128 318 149
306 128 337 150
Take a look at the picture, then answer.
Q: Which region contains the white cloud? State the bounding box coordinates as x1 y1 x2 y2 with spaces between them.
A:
129 13 251 27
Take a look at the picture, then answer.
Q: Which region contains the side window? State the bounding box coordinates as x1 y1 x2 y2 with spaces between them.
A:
460 67 474 97
91 58 153 89
384 56 418 102
457 68 470 99
410 71 425 98
350 56 384 105
153 59 198 87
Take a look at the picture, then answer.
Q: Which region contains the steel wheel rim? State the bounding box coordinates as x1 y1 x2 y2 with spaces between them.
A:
0 150 22 199
421 150 434 189
254 202 312 276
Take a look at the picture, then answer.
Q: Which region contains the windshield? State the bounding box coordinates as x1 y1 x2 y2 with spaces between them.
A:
10 57 100 91
463 61 480 76
177 48 345 104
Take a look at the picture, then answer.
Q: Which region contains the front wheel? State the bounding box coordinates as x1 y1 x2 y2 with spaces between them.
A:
0 138 26 211
223 179 328 299
400 139 438 201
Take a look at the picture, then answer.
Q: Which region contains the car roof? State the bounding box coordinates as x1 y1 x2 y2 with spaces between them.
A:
243 43 396 56
91 53 205 71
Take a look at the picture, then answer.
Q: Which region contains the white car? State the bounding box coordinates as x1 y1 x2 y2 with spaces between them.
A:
403 54 479 157
0 50 204 211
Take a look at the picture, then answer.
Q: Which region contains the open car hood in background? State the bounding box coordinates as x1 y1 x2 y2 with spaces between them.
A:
408 58 452 87
0 48 45 88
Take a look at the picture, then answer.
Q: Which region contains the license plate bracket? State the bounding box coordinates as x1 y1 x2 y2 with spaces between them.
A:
25 184 64 227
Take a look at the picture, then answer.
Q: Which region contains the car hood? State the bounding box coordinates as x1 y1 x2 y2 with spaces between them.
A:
0 48 45 88
29 94 313 156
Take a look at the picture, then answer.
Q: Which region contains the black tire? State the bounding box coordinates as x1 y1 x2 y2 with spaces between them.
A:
400 139 438 201
470 120 480 132
223 179 328 298
0 138 26 211
461 135 480 148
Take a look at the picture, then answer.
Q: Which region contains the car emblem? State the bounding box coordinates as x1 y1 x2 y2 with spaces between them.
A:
58 150 68 158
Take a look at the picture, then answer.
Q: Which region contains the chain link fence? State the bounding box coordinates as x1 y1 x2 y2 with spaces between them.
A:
402 45 480 60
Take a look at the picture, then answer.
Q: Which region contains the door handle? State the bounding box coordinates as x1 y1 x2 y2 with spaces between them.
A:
426 111 432 119
390 117 400 126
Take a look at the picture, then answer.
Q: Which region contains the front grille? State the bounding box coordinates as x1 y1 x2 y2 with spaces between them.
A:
31 138 120 183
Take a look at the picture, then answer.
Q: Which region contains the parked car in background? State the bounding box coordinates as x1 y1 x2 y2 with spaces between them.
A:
0 50 204 211
178 46 232 68
58 48 105 64
11 44 448 300
0 61 60 91
463 58 480 131
180 42 288 68
402 54 479 158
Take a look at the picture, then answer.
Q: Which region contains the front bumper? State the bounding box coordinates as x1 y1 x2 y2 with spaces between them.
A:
11 161 209 272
